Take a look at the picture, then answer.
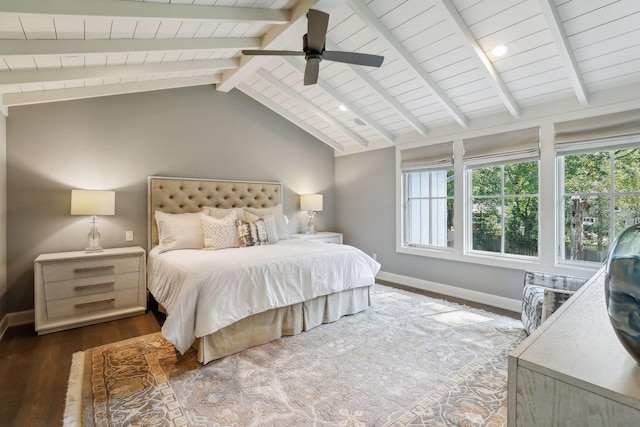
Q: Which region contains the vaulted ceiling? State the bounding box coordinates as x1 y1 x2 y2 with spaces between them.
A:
1 0 640 155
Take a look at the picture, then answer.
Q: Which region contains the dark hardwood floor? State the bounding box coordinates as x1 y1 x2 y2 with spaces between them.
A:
0 311 163 427
0 283 519 426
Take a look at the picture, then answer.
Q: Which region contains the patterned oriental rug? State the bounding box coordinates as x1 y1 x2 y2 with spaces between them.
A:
64 285 526 426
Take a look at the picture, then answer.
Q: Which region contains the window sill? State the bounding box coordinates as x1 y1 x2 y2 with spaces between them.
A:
397 245 599 277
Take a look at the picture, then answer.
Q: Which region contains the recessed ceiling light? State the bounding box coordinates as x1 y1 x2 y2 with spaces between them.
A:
338 104 348 112
491 45 509 57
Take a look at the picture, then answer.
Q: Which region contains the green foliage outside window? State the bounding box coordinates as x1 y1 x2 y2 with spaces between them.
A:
562 147 640 262
471 161 539 256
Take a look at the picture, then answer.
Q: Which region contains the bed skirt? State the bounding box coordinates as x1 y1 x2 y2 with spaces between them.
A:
193 286 371 364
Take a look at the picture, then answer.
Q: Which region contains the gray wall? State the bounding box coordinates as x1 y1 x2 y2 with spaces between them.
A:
6 86 336 313
335 147 524 301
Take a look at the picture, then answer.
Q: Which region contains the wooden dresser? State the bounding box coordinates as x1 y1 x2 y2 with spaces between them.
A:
508 266 640 426
34 246 146 335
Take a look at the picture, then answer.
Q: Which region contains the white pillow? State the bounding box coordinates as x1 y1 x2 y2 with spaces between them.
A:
200 211 240 250
203 207 245 221
244 212 278 244
154 211 204 253
244 204 289 240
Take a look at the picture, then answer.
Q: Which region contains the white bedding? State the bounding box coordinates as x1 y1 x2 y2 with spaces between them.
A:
148 239 381 353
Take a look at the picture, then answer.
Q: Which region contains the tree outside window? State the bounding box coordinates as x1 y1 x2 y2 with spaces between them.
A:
470 161 539 257
561 147 640 263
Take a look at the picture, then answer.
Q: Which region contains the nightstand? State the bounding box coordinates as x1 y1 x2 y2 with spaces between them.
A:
34 246 146 335
289 232 343 244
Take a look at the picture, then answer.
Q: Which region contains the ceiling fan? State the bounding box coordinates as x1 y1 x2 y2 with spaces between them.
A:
242 9 384 85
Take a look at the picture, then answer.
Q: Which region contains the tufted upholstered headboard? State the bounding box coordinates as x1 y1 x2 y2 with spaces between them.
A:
148 176 283 249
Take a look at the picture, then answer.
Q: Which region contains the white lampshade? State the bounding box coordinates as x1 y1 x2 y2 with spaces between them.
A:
71 190 115 216
300 194 323 212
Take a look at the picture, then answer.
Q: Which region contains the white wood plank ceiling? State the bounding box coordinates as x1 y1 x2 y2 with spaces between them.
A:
1 0 639 154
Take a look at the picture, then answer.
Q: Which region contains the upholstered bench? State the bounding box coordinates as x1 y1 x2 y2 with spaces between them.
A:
521 271 589 335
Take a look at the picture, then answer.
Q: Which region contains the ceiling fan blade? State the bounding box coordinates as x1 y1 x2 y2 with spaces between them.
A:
306 9 329 52
323 51 384 67
304 57 320 85
242 50 304 56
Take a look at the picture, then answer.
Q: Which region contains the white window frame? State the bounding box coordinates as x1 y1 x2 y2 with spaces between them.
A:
465 160 541 260
403 168 454 250
556 145 640 267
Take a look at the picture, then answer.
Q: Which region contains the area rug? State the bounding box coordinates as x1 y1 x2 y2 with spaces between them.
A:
64 285 526 426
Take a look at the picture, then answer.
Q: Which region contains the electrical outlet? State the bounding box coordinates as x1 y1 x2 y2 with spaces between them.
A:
125 231 134 241
372 253 377 261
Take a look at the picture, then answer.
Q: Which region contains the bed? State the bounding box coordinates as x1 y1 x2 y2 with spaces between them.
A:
146 176 380 364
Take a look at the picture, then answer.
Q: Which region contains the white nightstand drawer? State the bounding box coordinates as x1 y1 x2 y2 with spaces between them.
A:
35 247 146 334
42 255 140 283
43 271 140 301
46 288 139 319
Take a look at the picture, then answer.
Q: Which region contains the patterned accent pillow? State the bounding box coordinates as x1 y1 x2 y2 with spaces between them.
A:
236 218 269 247
199 211 239 250
244 204 289 240
244 212 278 244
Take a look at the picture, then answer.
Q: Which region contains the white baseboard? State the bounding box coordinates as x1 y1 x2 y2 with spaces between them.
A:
377 271 522 313
0 314 7 342
0 310 35 342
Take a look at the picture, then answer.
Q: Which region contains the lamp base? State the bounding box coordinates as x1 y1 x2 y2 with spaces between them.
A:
305 210 317 234
86 216 104 253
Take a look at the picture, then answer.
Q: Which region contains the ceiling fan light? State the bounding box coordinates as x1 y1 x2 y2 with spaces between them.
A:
491 45 509 57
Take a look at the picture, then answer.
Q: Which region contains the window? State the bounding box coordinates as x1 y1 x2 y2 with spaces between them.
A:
555 109 640 265
559 147 640 263
404 169 454 248
464 127 540 259
400 142 454 249
469 161 539 256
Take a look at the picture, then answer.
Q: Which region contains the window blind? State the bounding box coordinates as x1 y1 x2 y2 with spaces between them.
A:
400 141 454 171
554 109 640 155
463 127 540 168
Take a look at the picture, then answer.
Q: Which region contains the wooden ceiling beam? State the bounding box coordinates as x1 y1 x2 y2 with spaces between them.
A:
257 68 368 148
237 83 345 152
1 75 221 107
0 38 261 57
281 56 393 145
0 0 288 24
325 39 428 137
0 58 237 86
436 0 521 118
347 0 469 128
538 0 588 105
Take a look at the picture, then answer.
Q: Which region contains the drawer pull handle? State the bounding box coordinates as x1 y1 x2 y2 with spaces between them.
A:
75 298 115 309
75 282 115 292
74 265 114 274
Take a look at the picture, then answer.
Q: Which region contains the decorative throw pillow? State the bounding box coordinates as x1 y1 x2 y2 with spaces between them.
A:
244 212 278 244
236 218 269 247
154 211 204 253
244 204 289 240
200 211 239 250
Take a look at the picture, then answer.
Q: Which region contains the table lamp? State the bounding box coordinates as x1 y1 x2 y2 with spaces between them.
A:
300 194 323 234
71 189 115 252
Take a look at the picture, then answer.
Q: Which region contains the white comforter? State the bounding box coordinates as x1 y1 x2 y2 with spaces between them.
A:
147 240 381 353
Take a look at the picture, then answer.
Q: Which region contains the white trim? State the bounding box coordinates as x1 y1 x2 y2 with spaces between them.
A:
0 310 35 342
0 314 8 342
377 270 522 313
9 310 35 327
